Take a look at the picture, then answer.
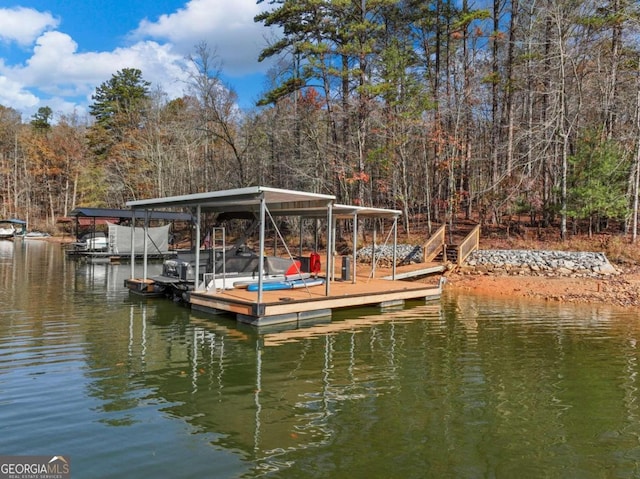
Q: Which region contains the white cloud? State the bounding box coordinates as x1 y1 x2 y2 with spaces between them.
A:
38 96 90 123
19 32 188 96
2 30 193 117
0 75 39 112
0 1 274 119
133 0 270 76
0 7 58 46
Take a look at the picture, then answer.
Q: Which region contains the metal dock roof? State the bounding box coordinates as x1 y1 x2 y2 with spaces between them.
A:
125 186 401 219
69 207 193 221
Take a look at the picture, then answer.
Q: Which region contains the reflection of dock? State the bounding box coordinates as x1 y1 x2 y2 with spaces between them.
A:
262 302 442 346
114 297 445 465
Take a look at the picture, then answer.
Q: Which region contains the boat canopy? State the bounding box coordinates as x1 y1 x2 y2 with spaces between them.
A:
126 187 401 220
107 222 171 254
0 218 27 225
125 186 404 298
69 207 192 222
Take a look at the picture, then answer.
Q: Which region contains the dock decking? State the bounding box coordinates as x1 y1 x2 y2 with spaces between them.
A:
188 270 442 326
126 261 445 326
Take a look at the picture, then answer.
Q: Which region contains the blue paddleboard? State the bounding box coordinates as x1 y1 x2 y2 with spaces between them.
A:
246 278 324 292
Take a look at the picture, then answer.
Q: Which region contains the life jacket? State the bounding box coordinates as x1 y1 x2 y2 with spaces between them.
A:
309 252 321 275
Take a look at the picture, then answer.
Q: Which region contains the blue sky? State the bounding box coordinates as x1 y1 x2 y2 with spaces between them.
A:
0 0 276 121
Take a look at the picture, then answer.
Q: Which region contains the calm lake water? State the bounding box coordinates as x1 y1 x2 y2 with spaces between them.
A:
2 241 640 478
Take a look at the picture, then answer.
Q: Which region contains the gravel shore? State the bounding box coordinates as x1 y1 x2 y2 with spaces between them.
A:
359 244 640 308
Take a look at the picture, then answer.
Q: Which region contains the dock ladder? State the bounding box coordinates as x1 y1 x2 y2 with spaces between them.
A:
202 227 226 291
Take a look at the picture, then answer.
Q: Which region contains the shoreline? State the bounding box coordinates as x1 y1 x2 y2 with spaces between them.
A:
29 235 640 309
444 267 640 309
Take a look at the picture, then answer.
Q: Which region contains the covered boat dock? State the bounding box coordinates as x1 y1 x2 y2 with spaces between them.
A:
125 186 442 326
65 207 193 260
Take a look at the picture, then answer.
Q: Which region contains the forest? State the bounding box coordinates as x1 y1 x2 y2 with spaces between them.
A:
1 0 640 241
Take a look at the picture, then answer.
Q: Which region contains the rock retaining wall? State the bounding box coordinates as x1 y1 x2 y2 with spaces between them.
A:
460 249 617 277
356 245 618 278
356 244 423 267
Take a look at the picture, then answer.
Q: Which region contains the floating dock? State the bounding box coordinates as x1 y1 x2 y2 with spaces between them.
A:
126 263 443 326
189 277 441 326
124 186 445 327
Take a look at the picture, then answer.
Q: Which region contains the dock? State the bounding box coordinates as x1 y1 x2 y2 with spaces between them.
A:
126 260 444 326
188 276 442 327
124 186 446 327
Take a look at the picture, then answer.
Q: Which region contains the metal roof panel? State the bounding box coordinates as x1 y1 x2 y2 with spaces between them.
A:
126 186 335 213
69 207 192 221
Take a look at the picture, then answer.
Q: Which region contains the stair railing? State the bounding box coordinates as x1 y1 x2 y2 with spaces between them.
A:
422 224 447 263
456 224 481 266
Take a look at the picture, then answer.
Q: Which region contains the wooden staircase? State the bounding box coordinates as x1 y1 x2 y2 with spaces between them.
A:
423 223 480 269
434 245 457 264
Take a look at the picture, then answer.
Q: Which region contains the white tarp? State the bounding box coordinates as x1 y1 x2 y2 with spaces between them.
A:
107 222 170 254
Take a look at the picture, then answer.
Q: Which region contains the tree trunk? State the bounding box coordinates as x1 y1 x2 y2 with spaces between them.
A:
632 57 640 243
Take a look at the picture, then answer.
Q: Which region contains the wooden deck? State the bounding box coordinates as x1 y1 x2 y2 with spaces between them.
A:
187 263 443 326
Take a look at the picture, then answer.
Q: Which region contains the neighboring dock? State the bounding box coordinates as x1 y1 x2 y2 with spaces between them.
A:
63 207 192 261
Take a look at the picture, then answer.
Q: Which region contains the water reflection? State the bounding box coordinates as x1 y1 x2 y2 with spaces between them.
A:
75 298 449 475
0 240 14 260
3 243 640 478
73 261 163 298
82 295 640 477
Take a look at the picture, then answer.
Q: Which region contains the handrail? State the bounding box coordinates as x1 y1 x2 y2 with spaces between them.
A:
422 224 447 263
203 227 225 291
457 224 481 266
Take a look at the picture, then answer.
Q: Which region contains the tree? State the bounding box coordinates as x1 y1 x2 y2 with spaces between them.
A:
89 68 150 131
30 107 53 132
568 137 629 235
50 113 89 215
87 68 152 204
186 42 249 189
255 0 347 199
0 106 24 218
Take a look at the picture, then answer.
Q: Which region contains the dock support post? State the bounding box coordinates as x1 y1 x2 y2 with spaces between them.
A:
143 210 149 280
372 224 377 278
257 196 266 303
392 217 398 280
325 202 333 296
130 210 136 278
352 212 357 284
194 205 201 290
